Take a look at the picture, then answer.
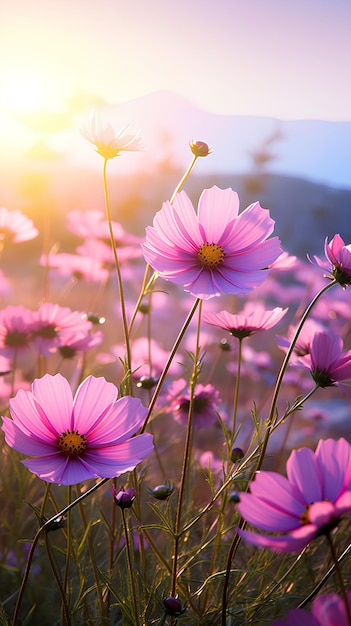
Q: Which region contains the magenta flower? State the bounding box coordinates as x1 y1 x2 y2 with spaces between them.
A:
32 303 94 356
0 207 38 243
203 305 287 339
111 337 181 381
311 234 351 287
277 319 325 360
273 592 351 626
77 238 142 266
1 374 153 485
0 305 36 362
165 378 222 428
58 330 103 359
324 234 351 286
273 608 318 626
237 438 351 553
142 186 282 298
40 251 109 283
299 331 351 392
66 209 142 246
112 484 136 509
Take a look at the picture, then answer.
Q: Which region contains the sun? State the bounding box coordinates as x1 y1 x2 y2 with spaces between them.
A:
1 70 63 114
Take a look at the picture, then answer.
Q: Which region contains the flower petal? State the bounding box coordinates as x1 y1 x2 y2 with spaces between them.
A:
315 438 351 500
87 396 147 444
73 376 117 433
9 388 58 440
237 492 300 532
238 523 317 553
198 186 239 241
82 433 154 477
286 447 323 504
1 417 57 455
32 374 73 433
22 454 72 485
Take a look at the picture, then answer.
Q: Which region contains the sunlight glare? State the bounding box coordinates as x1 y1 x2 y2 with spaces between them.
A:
1 70 63 114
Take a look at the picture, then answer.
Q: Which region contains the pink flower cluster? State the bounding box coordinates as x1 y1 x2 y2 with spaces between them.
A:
0 303 103 362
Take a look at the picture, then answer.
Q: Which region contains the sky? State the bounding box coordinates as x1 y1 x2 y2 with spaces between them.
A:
1 0 350 121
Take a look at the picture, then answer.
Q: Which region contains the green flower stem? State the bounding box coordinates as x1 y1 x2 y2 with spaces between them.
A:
220 278 338 626
121 508 140 626
255 279 337 474
271 384 320 469
44 533 71 626
170 301 202 598
127 263 153 336
326 533 351 626
230 336 243 448
39 483 51 519
128 152 202 339
272 384 320 431
102 158 132 390
77 495 106 618
181 439 262 536
109 479 117 579
140 298 200 433
62 485 72 621
298 536 351 608
12 477 109 625
155 613 168 626
170 155 198 203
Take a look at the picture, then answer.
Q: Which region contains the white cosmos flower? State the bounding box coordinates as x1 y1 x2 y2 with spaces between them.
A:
81 110 143 159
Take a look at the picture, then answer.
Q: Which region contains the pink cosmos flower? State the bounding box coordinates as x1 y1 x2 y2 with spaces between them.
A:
1 373 153 485
299 331 351 392
165 378 222 427
142 186 282 298
31 303 93 356
311 234 351 287
0 305 36 362
237 438 351 553
40 251 109 283
0 207 39 243
268 251 298 271
277 319 325 360
203 305 287 339
111 337 181 381
324 234 351 285
81 111 143 159
273 591 351 626
77 238 142 266
66 209 142 246
58 331 103 359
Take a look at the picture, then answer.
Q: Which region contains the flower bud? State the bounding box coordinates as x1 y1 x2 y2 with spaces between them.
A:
231 447 245 463
229 491 240 503
189 140 212 157
147 481 174 500
136 375 158 389
138 303 150 314
163 596 186 616
45 515 67 532
219 338 231 352
112 485 136 509
85 312 105 325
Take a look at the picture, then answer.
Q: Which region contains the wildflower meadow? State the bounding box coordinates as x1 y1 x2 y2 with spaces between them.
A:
1 112 351 626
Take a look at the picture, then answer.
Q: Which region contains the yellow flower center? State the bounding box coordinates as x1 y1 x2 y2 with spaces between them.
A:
300 505 311 525
197 243 225 267
58 430 87 456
